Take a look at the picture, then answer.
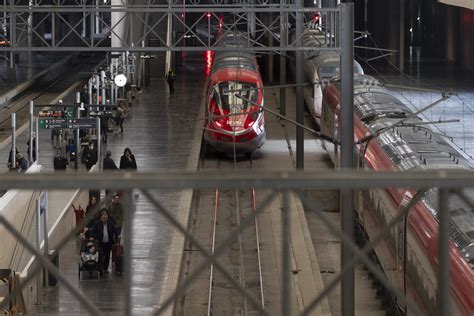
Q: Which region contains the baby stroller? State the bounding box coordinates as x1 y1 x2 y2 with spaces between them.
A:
78 238 102 279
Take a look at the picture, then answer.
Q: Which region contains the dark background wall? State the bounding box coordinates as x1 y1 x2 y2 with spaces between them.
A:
353 0 473 70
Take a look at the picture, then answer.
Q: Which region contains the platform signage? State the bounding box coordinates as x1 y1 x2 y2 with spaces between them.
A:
39 118 97 129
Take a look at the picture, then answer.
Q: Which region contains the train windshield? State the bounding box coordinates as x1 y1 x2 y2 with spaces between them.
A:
212 81 259 112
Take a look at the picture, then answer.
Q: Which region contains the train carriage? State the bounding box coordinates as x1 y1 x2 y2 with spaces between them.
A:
203 32 265 154
321 74 474 315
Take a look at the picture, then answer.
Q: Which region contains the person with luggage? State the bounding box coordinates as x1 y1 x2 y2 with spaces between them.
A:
91 208 117 274
83 142 98 170
165 68 176 94
119 148 137 170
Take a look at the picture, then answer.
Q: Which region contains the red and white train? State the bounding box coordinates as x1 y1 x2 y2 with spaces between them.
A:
321 74 474 315
203 32 265 154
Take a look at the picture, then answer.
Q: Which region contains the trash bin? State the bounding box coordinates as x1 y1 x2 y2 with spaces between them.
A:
44 250 59 286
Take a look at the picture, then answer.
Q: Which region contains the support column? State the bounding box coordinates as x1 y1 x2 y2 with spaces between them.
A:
296 0 304 169
267 13 274 83
165 6 173 74
340 3 355 316
437 190 450 316
11 113 16 170
279 0 287 117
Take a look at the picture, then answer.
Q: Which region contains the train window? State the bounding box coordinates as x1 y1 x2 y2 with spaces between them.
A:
216 81 258 112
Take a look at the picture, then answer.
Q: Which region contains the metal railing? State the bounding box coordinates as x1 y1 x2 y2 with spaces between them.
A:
0 169 472 315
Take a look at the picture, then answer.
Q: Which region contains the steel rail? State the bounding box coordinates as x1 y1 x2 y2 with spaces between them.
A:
207 188 219 316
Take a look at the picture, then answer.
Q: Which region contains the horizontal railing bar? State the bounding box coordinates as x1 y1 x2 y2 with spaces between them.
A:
1 170 474 190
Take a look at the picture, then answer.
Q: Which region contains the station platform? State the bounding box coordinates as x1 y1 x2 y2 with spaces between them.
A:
25 53 207 315
0 53 74 107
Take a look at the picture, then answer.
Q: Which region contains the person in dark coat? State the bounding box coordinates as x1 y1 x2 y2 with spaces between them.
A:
27 136 36 162
16 153 29 172
100 115 108 144
103 150 118 197
165 68 176 93
92 208 117 273
119 148 137 170
83 142 98 170
85 196 99 232
103 150 118 170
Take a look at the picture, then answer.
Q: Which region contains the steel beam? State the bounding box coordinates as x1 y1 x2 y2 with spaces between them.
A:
295 0 304 169
340 4 355 315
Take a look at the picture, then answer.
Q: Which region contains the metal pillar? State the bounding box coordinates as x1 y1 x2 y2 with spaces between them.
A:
282 192 290 315
165 9 173 74
35 197 41 303
340 3 355 316
75 92 81 170
101 70 106 105
11 113 16 169
35 118 39 164
96 117 101 170
295 0 304 169
42 191 49 287
267 13 274 83
123 190 134 316
29 101 34 163
437 189 450 316
279 0 287 117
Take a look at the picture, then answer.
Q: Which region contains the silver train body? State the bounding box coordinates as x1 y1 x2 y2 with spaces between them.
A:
289 29 364 127
321 74 474 315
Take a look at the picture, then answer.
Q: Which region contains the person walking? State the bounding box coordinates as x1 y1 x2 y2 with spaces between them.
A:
27 136 37 162
108 194 124 236
83 142 98 170
115 101 126 134
165 68 176 94
119 148 137 170
92 208 117 273
103 150 118 197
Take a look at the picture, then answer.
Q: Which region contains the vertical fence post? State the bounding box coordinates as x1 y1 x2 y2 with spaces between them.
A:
11 113 16 170
282 191 290 315
437 189 450 316
340 3 355 316
123 189 134 315
279 0 287 117
29 100 34 164
35 118 39 164
43 191 49 287
295 0 304 169
35 197 41 302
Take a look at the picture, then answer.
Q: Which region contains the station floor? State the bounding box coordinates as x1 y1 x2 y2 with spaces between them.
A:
26 53 207 315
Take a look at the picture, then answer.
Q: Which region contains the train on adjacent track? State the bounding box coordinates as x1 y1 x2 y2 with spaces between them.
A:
203 32 266 154
289 28 364 127
320 74 474 315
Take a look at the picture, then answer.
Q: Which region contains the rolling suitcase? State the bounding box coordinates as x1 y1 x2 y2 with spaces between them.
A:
112 244 124 275
53 155 67 170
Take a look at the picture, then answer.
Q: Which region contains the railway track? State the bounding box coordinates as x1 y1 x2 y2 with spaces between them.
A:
0 54 105 141
206 151 265 315
179 148 266 315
